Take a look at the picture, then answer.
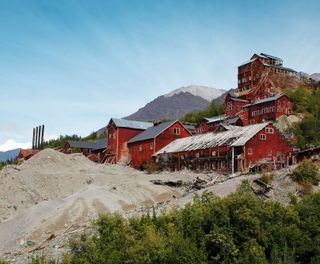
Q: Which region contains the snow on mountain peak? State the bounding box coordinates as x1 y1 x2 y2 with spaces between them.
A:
164 85 226 102
0 139 31 152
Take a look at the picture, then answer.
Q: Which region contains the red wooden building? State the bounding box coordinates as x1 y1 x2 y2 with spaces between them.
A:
127 120 192 169
241 94 293 125
224 93 249 117
155 123 295 173
196 115 243 134
236 53 297 102
64 139 107 163
106 118 153 163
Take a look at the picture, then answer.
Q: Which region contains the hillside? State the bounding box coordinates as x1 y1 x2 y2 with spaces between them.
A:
0 148 20 162
125 85 225 121
125 92 211 121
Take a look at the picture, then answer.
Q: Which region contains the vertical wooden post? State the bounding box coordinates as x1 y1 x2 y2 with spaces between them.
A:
232 147 235 174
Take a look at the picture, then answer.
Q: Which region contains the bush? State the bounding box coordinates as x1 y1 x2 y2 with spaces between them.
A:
260 173 274 185
300 181 313 195
145 160 160 174
291 159 320 185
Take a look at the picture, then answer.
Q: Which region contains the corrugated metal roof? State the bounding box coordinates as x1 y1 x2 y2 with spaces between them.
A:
154 123 269 155
127 120 179 144
205 115 225 124
110 118 153 130
222 116 241 126
67 139 107 150
243 94 283 108
260 53 282 61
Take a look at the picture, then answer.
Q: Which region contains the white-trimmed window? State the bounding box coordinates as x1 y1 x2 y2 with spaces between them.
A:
260 134 267 140
195 153 200 158
150 143 153 150
268 150 272 156
212 151 216 156
248 149 253 155
139 145 142 152
173 128 180 135
180 155 184 160
266 127 274 134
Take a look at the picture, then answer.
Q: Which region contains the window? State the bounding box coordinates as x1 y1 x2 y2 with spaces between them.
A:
139 145 142 152
260 134 267 140
248 149 253 155
173 128 180 135
212 151 216 156
195 153 200 158
282 101 286 107
265 127 274 134
268 150 272 156
180 155 184 160
150 143 153 150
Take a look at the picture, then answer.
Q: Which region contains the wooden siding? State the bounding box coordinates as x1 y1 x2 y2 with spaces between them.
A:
129 121 191 169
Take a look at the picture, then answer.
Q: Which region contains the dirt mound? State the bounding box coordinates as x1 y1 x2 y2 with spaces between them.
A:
1 149 208 258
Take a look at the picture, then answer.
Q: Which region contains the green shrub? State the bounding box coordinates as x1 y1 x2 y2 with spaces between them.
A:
291 159 320 185
260 173 274 185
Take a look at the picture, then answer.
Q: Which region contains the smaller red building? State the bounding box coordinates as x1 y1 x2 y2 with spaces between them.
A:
224 93 249 117
64 139 107 163
241 94 293 125
106 118 154 163
196 115 243 134
127 120 192 169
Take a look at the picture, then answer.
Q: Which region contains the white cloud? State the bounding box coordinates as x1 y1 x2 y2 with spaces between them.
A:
0 139 31 152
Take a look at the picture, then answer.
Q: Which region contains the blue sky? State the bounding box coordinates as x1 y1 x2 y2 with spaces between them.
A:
0 0 319 145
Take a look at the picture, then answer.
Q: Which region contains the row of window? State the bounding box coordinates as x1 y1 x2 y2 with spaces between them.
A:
248 149 273 156
251 106 276 117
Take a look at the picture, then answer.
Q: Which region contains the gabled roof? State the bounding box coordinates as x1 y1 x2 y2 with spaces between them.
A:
154 123 269 155
128 120 189 144
243 94 285 108
223 116 242 126
109 118 153 130
228 97 249 103
205 115 225 124
67 139 107 150
260 53 282 62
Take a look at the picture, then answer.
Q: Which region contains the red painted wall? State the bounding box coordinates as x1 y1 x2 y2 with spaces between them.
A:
129 122 191 169
107 122 146 163
244 124 293 169
244 95 293 125
224 97 248 117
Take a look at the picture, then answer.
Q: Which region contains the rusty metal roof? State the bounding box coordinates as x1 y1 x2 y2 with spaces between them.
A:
154 123 269 155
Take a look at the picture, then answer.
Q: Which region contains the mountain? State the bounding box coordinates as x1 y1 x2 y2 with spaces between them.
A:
310 73 320 82
125 86 225 121
0 148 20 162
164 85 225 101
213 88 236 105
0 139 31 152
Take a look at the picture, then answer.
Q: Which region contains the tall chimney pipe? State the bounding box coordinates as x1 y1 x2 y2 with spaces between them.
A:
41 125 45 149
37 126 41 150
32 128 35 149
35 126 39 150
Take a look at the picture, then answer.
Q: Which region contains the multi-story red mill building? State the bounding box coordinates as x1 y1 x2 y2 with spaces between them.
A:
224 53 297 125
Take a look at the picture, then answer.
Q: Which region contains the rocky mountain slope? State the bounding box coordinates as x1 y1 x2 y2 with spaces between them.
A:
310 73 320 81
0 148 20 162
125 85 225 121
